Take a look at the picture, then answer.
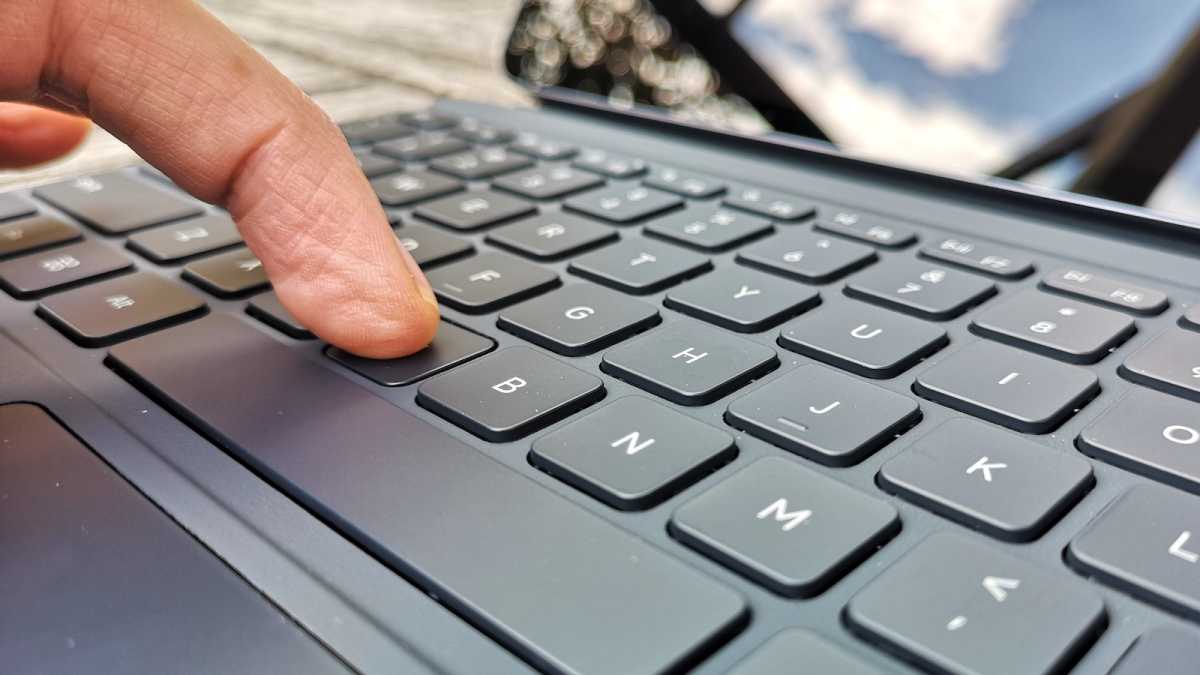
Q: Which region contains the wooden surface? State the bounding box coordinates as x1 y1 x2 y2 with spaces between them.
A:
0 0 530 190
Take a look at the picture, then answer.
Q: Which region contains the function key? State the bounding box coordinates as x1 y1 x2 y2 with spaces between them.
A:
34 173 202 235
394 222 473 268
1119 328 1200 401
398 110 458 130
498 283 659 356
845 258 996 320
126 213 241 263
970 289 1135 364
645 207 772 251
601 320 777 406
779 300 947 378
920 236 1034 278
879 419 1093 541
722 185 814 221
847 532 1104 675
414 190 535 231
181 248 269 298
728 630 882 675
1078 388 1200 493
571 149 648 178
429 148 533 180
0 194 36 222
737 230 876 283
353 149 403 178
1042 268 1168 315
492 166 603 200
671 456 898 597
531 396 735 510
643 168 726 199
37 271 206 347
814 209 917 248
664 267 819 333
914 340 1099 433
0 215 81 259
372 170 463 207
416 346 604 441
340 114 411 145
374 133 470 161
425 251 559 313
1069 484 1200 620
508 133 577 160
451 120 514 145
246 291 313 340
328 321 494 386
564 185 682 224
486 213 616 260
568 238 711 294
0 241 132 299
1109 628 1200 674
726 364 920 466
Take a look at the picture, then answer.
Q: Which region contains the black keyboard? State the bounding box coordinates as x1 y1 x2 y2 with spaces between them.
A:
4 100 1200 675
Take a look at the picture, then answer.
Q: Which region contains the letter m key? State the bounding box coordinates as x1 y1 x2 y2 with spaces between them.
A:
756 498 812 531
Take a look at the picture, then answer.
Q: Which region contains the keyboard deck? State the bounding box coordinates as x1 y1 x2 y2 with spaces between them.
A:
3 99 1200 674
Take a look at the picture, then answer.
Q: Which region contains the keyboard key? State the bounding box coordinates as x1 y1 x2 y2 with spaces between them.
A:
728 630 882 675
415 190 535 231
34 173 202 234
726 364 920 466
340 114 412 144
426 251 559 313
1182 305 1200 331
601 320 777 406
664 267 819 333
568 239 711 294
451 120 514 145
0 240 132 299
814 209 917 248
372 170 463 207
847 533 1104 675
723 185 815 221
418 346 603 441
429 148 533 180
1042 268 1168 315
914 340 1099 433
737 230 876 284
0 193 36 222
126 213 241 263
971 289 1135 364
246 291 313 340
1078 388 1200 493
645 207 773 251
1119 329 1200 402
779 301 947 378
486 213 617 260
564 185 683 224
921 236 1035 278
845 259 996 320
0 215 81 259
328 321 494 386
530 396 735 510
879 419 1093 541
671 457 898 597
182 248 269 298
394 222 474 267
571 149 647 178
508 133 577 160
492 166 603 200
498 283 659 356
1069 484 1200 620
37 271 205 347
398 110 458 130
374 133 470 161
107 315 745 675
353 149 404 178
643 167 726 199
1109 627 1200 674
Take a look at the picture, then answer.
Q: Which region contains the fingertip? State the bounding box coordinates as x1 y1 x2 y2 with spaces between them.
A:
284 283 441 360
0 104 91 169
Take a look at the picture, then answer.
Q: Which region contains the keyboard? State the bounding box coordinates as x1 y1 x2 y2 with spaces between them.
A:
3 99 1200 675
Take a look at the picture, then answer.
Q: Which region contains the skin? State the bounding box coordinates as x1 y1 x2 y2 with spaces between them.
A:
1 0 440 358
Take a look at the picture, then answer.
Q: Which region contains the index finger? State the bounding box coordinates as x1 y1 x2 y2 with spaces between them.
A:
3 0 440 358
